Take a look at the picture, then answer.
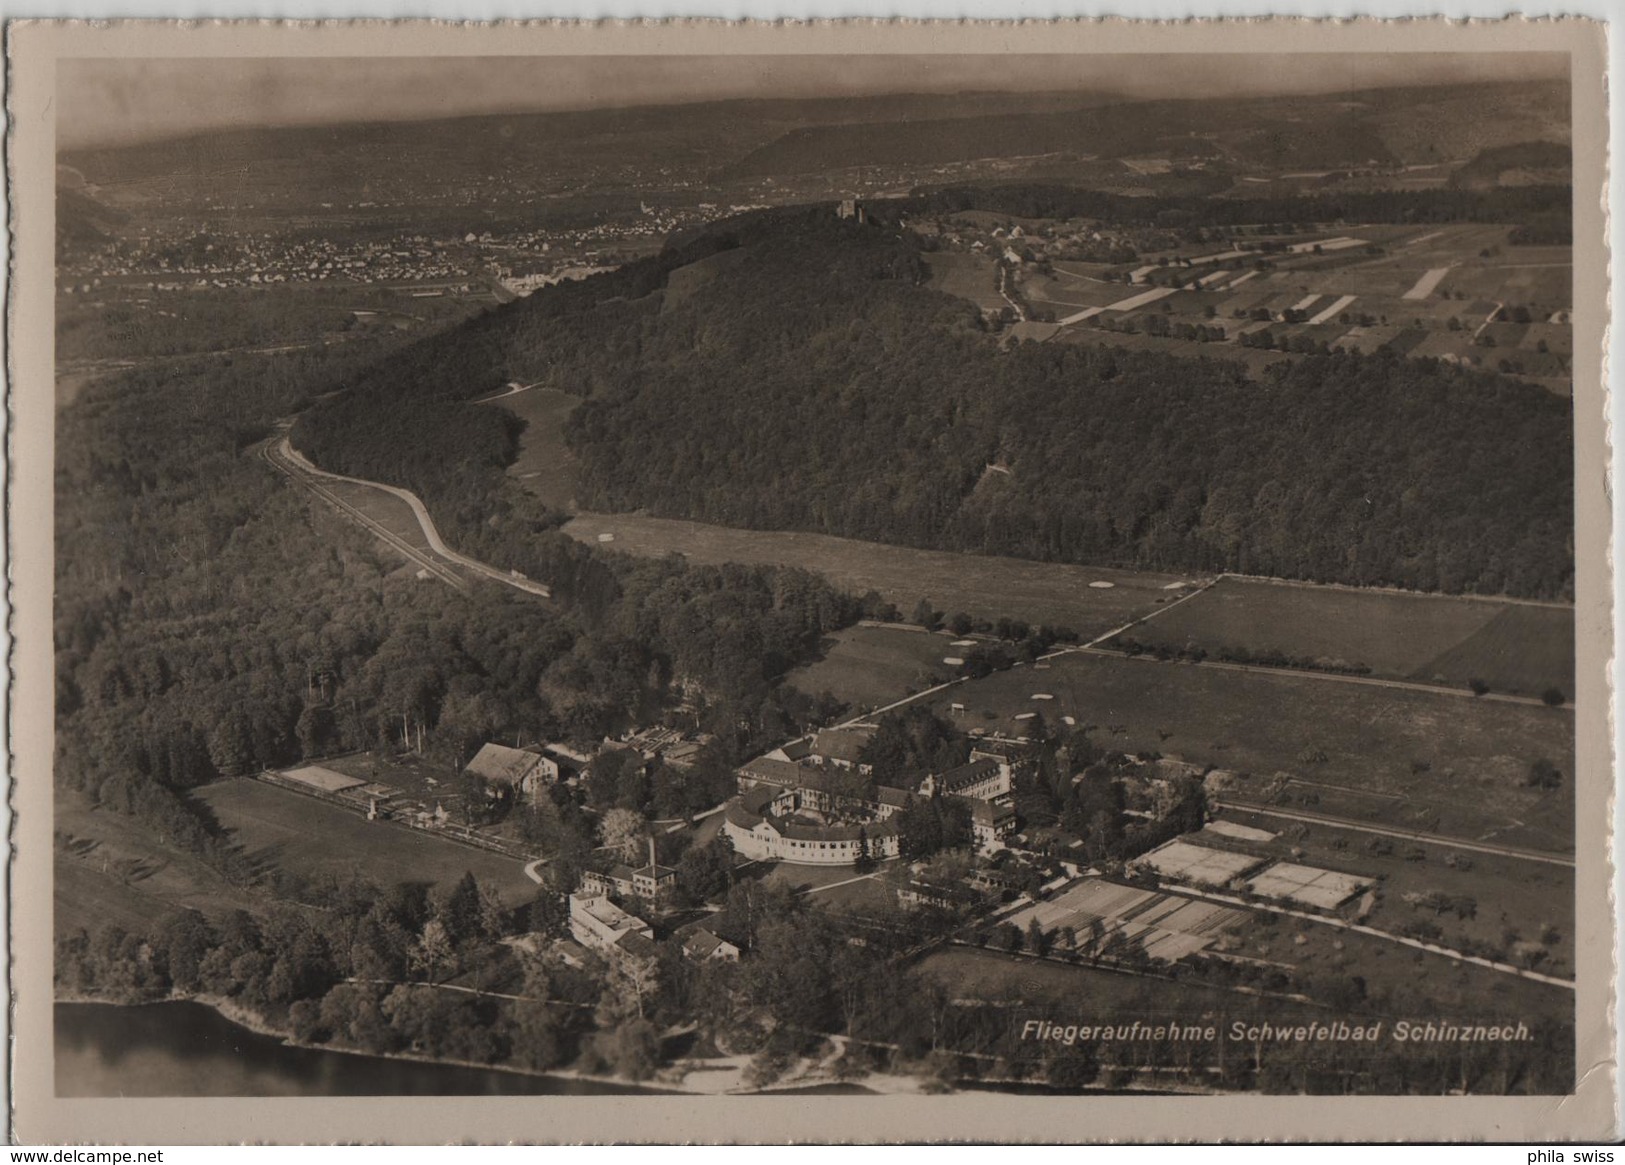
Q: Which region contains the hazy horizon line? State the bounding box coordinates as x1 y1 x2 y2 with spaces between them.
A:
58 53 1566 152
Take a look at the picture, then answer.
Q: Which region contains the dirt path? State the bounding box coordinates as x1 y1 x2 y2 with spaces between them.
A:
1070 644 1563 708
1214 799 1573 868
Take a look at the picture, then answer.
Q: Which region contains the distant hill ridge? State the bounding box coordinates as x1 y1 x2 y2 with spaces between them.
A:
63 78 1565 194
295 206 1573 601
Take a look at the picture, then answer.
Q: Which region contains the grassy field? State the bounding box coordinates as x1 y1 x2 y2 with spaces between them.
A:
919 923 1567 1030
195 778 537 906
56 853 178 937
1410 605 1576 698
1212 807 1574 977
563 511 1199 638
788 623 963 712
915 944 1310 1017
923 651 1574 845
921 252 1007 313
55 790 263 934
1109 577 1574 698
482 385 581 511
757 860 897 912
1219 905 1571 1017
316 477 434 555
1043 222 1569 392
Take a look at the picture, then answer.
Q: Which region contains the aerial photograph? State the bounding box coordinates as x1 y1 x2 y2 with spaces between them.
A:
53 50 1577 1098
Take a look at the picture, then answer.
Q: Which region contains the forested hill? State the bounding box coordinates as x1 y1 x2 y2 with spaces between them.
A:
299 210 1573 600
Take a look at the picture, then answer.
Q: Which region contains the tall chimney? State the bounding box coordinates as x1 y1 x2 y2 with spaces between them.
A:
648 835 657 870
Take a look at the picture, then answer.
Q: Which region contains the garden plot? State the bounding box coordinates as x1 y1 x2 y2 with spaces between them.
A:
1403 267 1454 300
1059 285 1178 325
1133 838 1268 887
1306 294 1358 325
1247 862 1370 911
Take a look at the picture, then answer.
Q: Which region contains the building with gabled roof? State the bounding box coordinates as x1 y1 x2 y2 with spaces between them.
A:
464 742 557 802
680 927 741 963
921 757 1011 802
956 796 1018 852
808 727 876 773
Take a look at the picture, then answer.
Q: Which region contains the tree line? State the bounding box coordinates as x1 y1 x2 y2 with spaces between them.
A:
290 209 1571 600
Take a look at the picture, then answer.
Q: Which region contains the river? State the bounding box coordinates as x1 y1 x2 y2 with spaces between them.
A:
55 1001 665 1097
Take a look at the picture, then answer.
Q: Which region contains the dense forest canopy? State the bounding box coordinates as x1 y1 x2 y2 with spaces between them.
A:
56 309 861 884
299 206 1573 600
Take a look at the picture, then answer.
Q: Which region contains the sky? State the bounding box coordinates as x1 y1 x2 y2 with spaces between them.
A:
57 52 1567 150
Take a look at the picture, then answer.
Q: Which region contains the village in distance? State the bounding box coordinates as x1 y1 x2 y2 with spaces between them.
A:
54 56 1578 1098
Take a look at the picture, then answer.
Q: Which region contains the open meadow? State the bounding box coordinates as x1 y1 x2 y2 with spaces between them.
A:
921 251 1009 314
756 860 897 913
923 650 1574 848
55 790 264 934
788 623 963 711
1109 577 1575 698
312 476 435 556
194 778 538 906
564 511 1200 637
481 384 581 511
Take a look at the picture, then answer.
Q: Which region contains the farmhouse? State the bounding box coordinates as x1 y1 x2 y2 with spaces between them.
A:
680 927 741 963
464 743 557 801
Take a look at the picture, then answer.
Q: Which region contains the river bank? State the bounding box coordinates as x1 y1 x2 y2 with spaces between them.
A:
56 994 900 1097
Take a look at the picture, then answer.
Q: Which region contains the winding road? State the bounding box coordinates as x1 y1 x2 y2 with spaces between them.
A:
264 433 552 599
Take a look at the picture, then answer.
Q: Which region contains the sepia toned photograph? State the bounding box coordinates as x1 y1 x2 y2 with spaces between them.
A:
8 17 1613 1144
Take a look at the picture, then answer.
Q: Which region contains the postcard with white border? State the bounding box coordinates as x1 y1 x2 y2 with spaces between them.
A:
8 16 1615 1143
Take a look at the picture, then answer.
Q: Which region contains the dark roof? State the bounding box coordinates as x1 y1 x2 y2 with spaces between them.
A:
682 929 727 958
726 794 897 841
739 757 864 798
811 728 874 764
633 862 677 881
725 796 768 830
875 785 913 809
955 796 1015 826
777 816 897 842
738 756 808 787
614 931 660 961
465 742 548 785
936 758 1002 790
